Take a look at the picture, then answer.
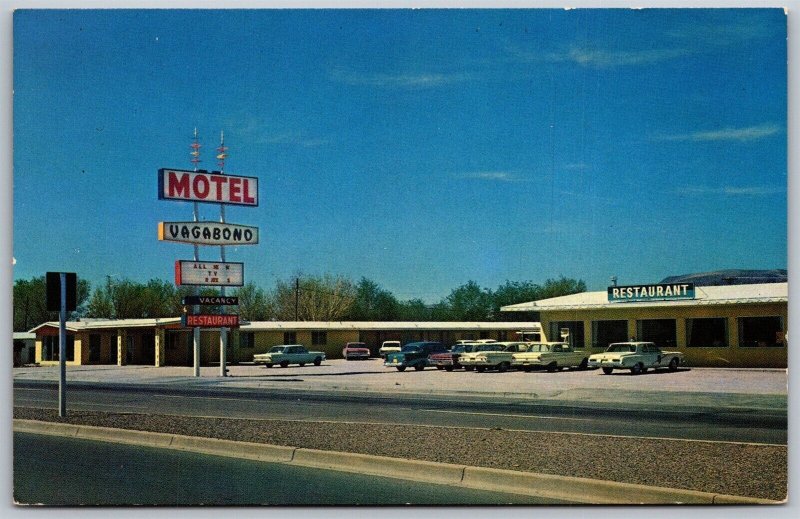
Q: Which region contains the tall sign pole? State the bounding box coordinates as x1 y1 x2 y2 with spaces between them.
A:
217 131 229 377
46 272 75 417
190 129 202 377
58 273 67 417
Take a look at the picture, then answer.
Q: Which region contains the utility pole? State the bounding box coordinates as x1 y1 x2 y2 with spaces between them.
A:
295 277 300 321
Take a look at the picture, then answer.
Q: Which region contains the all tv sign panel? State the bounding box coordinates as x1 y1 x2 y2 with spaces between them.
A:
158 168 258 206
175 260 244 287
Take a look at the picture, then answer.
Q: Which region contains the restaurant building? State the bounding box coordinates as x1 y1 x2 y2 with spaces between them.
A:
501 282 788 368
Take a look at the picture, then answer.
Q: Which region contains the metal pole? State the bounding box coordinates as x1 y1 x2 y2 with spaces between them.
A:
217 131 228 377
58 272 67 417
295 278 299 321
191 129 201 378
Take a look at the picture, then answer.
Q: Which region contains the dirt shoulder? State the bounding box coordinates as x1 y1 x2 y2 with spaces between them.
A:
13 407 786 501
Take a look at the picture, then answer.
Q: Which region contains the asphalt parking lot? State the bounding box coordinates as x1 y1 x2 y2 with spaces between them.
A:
13 358 787 411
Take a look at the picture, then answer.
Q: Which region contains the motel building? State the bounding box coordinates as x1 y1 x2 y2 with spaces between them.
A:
26 282 787 369
27 320 546 368
501 282 788 368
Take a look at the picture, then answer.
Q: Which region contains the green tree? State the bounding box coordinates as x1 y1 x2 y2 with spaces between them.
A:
273 274 356 321
347 278 400 321
397 298 432 321
442 281 494 321
234 282 272 321
13 276 90 331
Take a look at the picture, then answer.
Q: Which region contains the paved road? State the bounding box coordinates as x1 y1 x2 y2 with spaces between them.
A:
13 380 787 445
14 432 568 505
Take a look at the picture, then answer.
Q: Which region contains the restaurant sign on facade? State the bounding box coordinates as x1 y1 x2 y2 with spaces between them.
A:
158 168 258 206
608 283 695 302
158 221 259 246
175 260 244 287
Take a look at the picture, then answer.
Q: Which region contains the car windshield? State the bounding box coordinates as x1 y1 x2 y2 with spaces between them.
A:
348 343 365 348
451 345 466 353
269 346 287 353
607 344 637 353
401 344 421 352
476 344 500 351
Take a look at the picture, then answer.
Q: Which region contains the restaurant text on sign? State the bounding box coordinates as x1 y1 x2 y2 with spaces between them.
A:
182 314 240 328
158 169 258 206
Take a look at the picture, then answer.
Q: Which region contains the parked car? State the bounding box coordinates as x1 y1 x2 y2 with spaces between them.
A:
428 343 479 371
378 340 401 359
342 342 371 360
458 342 530 372
253 345 325 368
385 342 447 372
511 342 589 372
588 342 684 375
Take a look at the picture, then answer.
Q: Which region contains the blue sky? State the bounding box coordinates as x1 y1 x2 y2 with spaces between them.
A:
12 8 787 302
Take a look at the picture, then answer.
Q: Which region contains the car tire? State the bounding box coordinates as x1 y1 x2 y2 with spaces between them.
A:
299 363 305 367
546 362 558 373
396 366 406 372
669 358 679 371
523 366 532 373
630 363 643 375
465 366 474 371
476 366 486 373
579 358 589 370
444 366 454 372
602 367 613 375
436 366 444 370
414 364 425 371
498 362 510 373
265 363 273 368
280 361 289 368
313 357 322 366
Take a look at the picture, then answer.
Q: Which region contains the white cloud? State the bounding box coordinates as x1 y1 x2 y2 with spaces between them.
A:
675 185 784 197
458 171 528 182
656 123 782 142
329 67 473 88
509 45 689 68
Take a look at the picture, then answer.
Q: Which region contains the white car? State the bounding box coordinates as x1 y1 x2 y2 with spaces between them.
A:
511 342 589 372
588 342 684 375
378 340 401 358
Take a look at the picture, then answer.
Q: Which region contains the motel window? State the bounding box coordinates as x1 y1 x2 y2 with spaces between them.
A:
311 331 327 346
479 331 490 339
739 317 784 348
283 332 297 345
89 334 101 362
240 332 255 349
636 319 677 349
591 320 628 349
549 322 584 349
42 335 75 362
686 318 728 348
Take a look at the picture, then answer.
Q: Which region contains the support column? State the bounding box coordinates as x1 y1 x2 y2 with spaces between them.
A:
155 329 165 367
675 318 687 349
627 320 637 342
117 330 127 366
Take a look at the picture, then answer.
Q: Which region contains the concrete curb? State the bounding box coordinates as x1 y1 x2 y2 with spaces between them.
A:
13 419 778 505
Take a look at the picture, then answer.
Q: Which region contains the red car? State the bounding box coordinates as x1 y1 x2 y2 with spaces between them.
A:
342 342 371 360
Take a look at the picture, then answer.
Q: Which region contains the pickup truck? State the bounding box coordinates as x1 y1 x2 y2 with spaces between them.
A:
511 342 589 372
588 342 684 375
342 342 371 360
385 342 447 371
378 340 401 359
253 345 326 368
458 342 530 372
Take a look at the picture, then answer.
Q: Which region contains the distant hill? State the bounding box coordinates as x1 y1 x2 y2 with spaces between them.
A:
660 269 787 286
